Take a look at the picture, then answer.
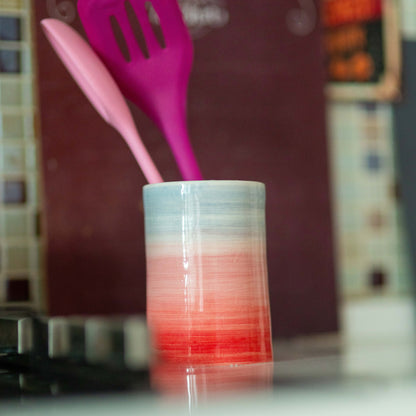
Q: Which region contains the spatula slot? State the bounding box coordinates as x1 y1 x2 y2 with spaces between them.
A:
145 1 166 49
109 15 131 62
124 0 150 59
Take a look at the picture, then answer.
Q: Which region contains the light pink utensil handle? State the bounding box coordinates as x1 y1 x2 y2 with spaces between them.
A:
41 18 163 184
120 123 164 184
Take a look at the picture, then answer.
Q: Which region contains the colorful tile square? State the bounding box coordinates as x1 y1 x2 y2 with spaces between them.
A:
6 277 30 302
0 16 21 41
2 179 26 204
0 49 21 73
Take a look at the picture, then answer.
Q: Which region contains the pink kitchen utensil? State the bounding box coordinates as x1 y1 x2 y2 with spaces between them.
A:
77 0 203 181
41 18 163 184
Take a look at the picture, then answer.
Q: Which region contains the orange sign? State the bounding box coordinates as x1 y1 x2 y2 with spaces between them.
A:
323 0 382 28
324 0 401 101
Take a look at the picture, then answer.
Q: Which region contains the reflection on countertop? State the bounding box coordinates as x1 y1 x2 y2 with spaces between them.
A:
0 296 415 414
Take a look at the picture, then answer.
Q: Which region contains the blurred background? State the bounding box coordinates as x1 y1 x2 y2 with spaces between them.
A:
0 0 415 369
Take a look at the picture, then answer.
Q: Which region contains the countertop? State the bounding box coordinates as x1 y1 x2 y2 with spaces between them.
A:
0 296 415 414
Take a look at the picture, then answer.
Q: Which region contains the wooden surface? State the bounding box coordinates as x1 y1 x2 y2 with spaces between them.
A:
33 0 338 338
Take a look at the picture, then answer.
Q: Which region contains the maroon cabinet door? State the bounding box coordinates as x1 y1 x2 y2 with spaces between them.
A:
34 0 338 338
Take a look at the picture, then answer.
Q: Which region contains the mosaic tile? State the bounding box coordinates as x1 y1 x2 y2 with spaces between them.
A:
367 210 386 231
341 270 361 293
361 102 377 113
0 49 21 73
363 120 382 140
0 0 25 10
3 211 28 237
364 152 383 172
0 16 21 41
2 179 26 204
2 144 25 173
4 244 29 270
6 277 30 302
0 80 22 106
368 267 388 290
0 113 24 139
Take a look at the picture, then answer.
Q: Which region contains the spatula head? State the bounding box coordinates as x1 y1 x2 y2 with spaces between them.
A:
77 0 194 128
41 18 136 131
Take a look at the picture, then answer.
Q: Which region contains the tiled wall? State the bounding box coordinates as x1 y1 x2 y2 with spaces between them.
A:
328 0 416 298
328 102 412 297
0 0 44 309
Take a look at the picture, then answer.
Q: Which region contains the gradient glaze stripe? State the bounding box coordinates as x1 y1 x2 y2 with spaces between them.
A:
143 181 272 364
144 181 266 243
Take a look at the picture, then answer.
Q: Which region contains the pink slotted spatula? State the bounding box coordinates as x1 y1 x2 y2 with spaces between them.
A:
77 0 203 181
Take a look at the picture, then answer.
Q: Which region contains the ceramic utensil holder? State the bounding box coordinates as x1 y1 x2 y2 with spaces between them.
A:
143 181 273 364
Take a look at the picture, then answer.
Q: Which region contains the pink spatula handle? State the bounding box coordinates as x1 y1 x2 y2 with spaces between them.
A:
161 105 202 181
